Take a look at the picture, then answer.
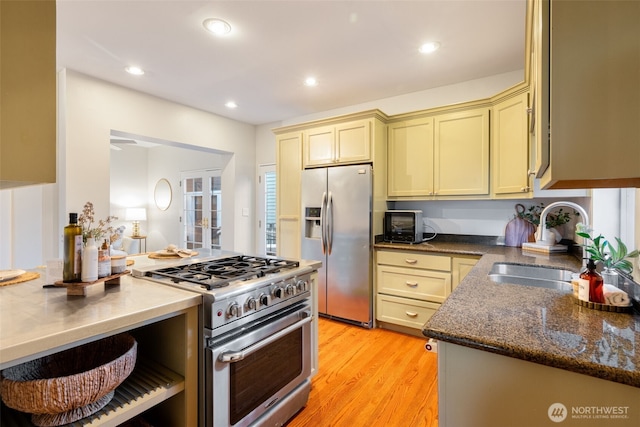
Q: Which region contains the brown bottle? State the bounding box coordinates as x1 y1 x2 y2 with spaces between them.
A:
63 213 82 282
579 259 603 304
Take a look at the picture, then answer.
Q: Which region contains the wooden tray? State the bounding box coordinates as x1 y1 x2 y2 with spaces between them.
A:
53 271 130 296
572 296 633 313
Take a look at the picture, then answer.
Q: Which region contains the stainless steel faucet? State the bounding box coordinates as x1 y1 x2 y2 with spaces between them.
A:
536 201 590 267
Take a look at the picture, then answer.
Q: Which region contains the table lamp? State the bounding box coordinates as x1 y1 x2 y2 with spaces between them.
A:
126 208 147 237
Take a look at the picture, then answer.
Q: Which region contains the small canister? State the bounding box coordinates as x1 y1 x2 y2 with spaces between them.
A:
571 273 581 299
111 255 127 274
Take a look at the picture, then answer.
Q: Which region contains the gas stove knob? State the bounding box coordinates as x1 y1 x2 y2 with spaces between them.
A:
272 286 284 299
285 283 295 296
245 297 257 311
296 279 308 292
226 302 242 319
259 293 270 307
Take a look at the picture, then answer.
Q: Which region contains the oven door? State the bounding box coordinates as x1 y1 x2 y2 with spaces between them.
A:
206 302 312 427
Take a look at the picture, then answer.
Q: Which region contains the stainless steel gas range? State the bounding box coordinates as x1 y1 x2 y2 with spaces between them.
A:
132 253 317 427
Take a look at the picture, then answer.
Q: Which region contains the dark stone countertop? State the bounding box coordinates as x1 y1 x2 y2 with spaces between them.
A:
374 238 640 388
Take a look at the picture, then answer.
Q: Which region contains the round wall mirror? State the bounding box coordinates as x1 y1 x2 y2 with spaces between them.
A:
154 178 172 210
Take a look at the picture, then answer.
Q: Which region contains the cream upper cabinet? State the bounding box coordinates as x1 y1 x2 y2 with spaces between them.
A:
388 107 490 198
275 132 303 259
491 90 532 197
303 119 371 167
534 0 640 189
0 0 56 189
387 118 434 197
434 108 490 196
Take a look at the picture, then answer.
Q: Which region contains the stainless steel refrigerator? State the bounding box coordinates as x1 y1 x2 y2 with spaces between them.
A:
301 164 372 327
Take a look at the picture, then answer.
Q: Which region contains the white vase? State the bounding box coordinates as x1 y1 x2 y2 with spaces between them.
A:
545 227 562 244
81 238 98 282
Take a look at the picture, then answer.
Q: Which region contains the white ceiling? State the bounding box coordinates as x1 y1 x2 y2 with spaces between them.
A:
57 0 527 126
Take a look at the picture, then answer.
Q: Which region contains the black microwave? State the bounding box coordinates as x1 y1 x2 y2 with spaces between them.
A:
384 210 423 243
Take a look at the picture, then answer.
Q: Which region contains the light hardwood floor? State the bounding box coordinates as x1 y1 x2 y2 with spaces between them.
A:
286 317 439 427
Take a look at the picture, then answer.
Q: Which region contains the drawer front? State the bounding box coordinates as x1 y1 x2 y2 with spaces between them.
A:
377 250 451 271
377 265 451 303
376 294 440 329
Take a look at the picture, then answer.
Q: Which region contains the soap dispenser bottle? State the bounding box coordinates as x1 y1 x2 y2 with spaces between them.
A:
579 259 604 304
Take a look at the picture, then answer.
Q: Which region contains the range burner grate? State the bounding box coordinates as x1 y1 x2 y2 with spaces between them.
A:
144 255 300 290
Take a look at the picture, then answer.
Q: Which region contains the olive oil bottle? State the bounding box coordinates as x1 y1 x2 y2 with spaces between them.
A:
63 213 83 282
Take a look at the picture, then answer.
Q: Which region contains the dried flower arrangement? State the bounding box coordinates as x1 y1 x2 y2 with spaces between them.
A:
78 201 118 244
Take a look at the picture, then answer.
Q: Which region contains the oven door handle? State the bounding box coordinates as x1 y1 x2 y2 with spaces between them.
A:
217 312 312 363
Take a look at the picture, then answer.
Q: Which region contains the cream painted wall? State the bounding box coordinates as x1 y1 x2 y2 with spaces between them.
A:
60 69 257 255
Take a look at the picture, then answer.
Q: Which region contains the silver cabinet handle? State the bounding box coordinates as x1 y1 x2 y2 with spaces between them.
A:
218 313 311 363
405 311 418 318
405 281 418 287
405 259 417 265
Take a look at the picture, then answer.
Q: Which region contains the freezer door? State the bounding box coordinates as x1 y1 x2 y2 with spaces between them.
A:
326 165 372 325
301 168 328 315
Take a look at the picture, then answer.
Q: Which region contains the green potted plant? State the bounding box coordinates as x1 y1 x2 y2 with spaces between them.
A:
516 203 579 244
576 228 639 285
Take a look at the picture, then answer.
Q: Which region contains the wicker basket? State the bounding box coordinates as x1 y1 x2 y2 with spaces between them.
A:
0 333 137 425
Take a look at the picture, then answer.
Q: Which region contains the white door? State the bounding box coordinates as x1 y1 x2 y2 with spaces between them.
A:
256 164 276 255
181 170 222 250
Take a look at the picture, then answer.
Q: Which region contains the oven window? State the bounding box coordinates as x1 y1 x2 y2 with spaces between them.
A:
230 328 303 424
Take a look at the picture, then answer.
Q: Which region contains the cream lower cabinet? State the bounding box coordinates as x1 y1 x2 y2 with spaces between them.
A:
275 131 302 259
387 107 490 198
376 249 452 334
303 119 372 168
452 256 480 290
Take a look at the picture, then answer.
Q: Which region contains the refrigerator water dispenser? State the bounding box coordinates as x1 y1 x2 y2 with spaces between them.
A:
304 207 322 239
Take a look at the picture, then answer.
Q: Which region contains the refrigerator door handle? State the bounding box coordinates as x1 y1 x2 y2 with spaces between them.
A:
326 191 333 255
320 191 328 255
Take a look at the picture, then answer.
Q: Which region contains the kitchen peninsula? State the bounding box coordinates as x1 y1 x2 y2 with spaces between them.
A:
409 241 640 427
0 264 202 426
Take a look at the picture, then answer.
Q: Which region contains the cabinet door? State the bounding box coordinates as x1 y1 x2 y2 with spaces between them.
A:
334 119 371 164
304 126 335 167
377 265 451 303
276 132 302 258
492 92 531 196
434 108 490 196
539 0 640 189
376 294 440 329
0 0 56 189
452 256 479 290
387 118 434 197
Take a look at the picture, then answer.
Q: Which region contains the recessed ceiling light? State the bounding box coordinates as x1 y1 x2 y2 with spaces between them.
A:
125 66 145 76
203 18 232 35
225 101 238 109
304 77 318 87
419 42 440 54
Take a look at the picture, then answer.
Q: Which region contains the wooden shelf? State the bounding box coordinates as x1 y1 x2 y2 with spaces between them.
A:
0 358 184 427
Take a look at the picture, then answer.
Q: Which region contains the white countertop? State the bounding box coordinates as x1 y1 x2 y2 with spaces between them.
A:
0 254 204 369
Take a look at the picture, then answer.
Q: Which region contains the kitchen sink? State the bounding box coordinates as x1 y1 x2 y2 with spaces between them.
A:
488 262 575 291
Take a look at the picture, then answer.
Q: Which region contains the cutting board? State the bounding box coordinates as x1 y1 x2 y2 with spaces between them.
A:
504 204 536 247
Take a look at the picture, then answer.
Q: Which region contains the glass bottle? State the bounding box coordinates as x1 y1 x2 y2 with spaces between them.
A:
579 259 604 304
63 213 82 282
98 239 111 278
